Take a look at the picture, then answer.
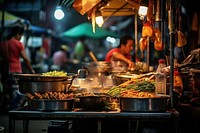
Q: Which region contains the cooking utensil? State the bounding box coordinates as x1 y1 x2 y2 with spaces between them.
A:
87 44 110 74
14 73 77 94
89 61 112 74
28 99 75 111
89 52 110 74
77 69 88 78
77 95 108 110
120 97 167 112
19 81 69 94
89 51 98 62
111 61 128 73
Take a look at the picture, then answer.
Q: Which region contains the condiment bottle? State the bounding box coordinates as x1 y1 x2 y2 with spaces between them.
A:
155 59 167 96
174 70 183 96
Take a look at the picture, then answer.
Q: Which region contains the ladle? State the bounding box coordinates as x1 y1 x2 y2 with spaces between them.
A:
89 51 104 71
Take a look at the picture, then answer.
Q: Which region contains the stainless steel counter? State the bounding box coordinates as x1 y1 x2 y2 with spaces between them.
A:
9 107 179 133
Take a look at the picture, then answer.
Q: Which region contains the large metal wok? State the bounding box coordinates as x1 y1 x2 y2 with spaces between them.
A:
14 73 76 94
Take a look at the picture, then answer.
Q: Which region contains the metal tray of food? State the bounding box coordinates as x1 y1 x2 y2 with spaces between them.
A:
120 97 167 112
28 99 75 111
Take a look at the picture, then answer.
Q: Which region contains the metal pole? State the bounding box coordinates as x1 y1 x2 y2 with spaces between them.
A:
1 0 5 42
146 37 150 72
168 0 176 108
134 12 138 62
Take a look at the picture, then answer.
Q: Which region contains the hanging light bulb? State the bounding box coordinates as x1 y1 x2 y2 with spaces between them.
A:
54 6 65 20
95 10 104 27
138 0 149 16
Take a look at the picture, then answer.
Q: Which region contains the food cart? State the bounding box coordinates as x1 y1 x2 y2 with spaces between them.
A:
8 69 179 133
8 0 182 133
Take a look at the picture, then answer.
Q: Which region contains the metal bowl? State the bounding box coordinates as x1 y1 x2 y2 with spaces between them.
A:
120 97 167 112
28 99 75 111
88 61 112 75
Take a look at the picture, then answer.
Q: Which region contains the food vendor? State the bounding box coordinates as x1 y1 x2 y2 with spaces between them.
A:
0 26 35 110
105 35 135 70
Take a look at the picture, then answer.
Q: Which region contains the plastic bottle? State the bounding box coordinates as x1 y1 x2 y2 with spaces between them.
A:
174 70 183 96
155 59 167 96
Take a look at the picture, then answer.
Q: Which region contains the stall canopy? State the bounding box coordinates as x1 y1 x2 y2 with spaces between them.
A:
60 0 140 17
28 25 52 35
99 0 140 16
0 11 52 35
59 22 118 38
30 25 47 33
0 11 30 27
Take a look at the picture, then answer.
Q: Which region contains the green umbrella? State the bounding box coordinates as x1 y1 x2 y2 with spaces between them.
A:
60 22 118 38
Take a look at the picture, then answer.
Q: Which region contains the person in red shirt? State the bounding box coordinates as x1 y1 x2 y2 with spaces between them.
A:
0 26 35 110
105 35 135 70
0 26 35 74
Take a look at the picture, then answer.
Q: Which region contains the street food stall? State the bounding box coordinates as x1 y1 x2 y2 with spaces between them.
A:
8 68 179 133
8 0 186 132
58 0 177 106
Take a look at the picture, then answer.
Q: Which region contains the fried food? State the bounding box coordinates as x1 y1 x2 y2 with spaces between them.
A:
26 92 75 100
120 90 158 98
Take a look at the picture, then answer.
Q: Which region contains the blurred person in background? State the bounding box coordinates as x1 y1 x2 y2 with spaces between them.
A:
0 26 35 110
52 45 69 71
105 35 135 70
72 37 90 62
33 46 48 73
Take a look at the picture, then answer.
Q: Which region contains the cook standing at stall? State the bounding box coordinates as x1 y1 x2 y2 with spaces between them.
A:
105 35 135 70
0 26 35 110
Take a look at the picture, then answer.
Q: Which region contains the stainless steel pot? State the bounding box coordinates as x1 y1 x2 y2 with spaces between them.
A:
18 81 70 94
120 97 167 112
88 61 112 75
14 73 76 94
28 99 75 111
